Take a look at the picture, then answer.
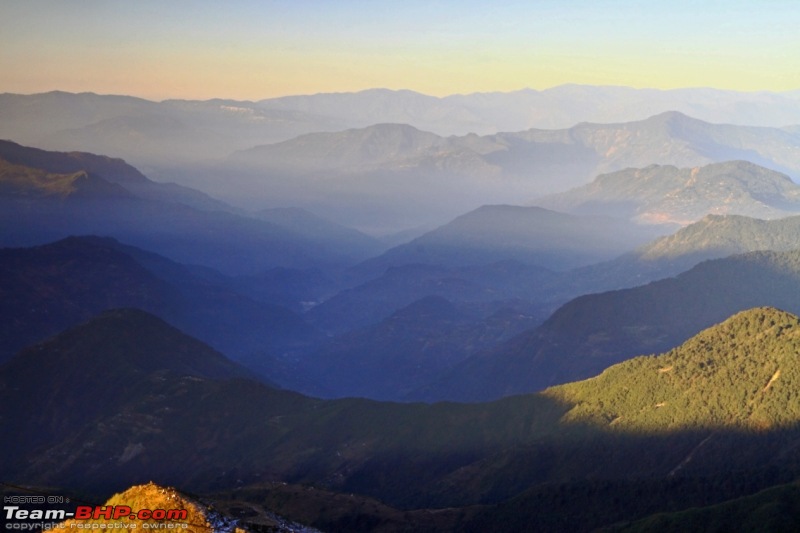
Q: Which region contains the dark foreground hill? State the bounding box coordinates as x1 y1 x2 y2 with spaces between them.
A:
6 307 800 531
603 480 800 532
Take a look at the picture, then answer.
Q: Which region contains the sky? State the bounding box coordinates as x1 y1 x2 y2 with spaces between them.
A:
1 0 799 101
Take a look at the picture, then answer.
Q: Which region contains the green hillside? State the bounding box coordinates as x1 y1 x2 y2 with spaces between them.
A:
6 306 800 531
549 306 800 431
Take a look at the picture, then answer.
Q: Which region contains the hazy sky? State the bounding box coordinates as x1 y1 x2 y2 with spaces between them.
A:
2 0 798 101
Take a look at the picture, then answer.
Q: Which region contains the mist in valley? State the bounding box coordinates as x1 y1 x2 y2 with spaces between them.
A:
5 2 800 531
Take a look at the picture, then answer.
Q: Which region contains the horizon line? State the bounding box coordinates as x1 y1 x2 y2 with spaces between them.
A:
2 83 799 104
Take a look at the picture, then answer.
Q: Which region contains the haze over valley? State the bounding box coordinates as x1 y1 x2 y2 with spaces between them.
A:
6 91 800 232
5 1 800 531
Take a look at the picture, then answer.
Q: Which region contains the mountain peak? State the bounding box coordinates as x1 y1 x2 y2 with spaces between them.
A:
635 212 800 263
689 306 800 347
230 122 444 171
7 308 249 381
538 160 800 226
644 110 695 123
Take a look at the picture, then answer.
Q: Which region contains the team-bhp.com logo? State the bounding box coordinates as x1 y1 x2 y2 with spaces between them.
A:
73 506 188 521
5 499 189 530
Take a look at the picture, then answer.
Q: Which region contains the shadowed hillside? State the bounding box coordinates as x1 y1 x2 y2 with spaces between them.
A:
6 307 800 531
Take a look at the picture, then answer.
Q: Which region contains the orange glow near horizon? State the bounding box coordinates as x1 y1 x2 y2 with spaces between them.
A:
2 1 799 101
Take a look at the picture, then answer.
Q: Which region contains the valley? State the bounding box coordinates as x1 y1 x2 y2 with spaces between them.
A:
4 87 800 532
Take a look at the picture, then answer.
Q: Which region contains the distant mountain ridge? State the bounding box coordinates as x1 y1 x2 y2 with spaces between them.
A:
537 160 800 225
299 211 800 395
548 212 800 302
0 139 229 210
0 141 381 272
307 260 557 335
0 90 344 166
6 90 800 232
303 203 660 336
232 123 448 172
0 162 133 199
303 209 800 377
257 86 800 132
638 212 800 261
353 204 663 275
217 112 800 229
6 87 800 168
420 248 800 402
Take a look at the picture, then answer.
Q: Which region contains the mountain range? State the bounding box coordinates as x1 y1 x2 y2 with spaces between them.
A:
5 90 800 232
302 203 654 335
305 205 800 341
535 212 800 305
10 141 800 403
217 112 800 229
279 210 800 402
18 209 800 405
0 137 226 210
353 204 662 274
0 140 380 273
536 160 800 225
0 236 320 366
8 85 800 532
306 260 558 335
257 85 800 132
420 248 800 402
6 306 800 532
5 86 800 170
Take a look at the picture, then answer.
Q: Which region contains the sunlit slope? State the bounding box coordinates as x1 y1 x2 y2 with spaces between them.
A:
548 306 800 431
448 307 800 531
